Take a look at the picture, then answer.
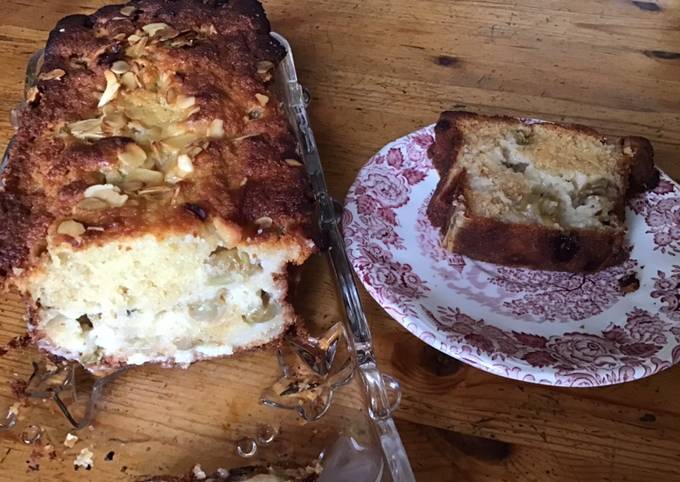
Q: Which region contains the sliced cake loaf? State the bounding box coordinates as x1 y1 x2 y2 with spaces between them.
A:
427 111 658 272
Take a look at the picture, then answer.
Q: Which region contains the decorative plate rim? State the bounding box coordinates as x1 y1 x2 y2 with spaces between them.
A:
343 124 680 387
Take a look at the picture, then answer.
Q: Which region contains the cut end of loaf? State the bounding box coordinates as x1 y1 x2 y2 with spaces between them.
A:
449 118 626 231
23 231 305 371
427 111 656 272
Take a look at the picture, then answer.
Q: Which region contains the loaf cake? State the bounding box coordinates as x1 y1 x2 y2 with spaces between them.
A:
427 111 658 272
0 0 315 371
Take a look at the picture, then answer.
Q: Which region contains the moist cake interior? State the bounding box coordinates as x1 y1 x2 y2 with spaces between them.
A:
453 121 624 230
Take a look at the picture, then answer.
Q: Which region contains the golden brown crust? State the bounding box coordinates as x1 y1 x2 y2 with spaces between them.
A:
0 0 314 284
427 111 656 272
446 216 627 272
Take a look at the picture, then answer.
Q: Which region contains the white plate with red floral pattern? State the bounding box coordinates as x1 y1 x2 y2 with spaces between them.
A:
343 125 680 387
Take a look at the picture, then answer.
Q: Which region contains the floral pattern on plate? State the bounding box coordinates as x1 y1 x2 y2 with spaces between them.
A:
344 125 680 387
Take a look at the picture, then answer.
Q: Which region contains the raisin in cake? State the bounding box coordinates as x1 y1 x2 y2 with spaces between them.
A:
0 0 315 371
427 111 658 272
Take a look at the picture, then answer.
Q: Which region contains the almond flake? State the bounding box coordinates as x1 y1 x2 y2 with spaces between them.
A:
76 198 109 211
127 168 164 185
255 216 273 229
142 22 170 37
117 143 147 168
175 95 196 109
57 220 86 238
111 60 130 74
120 5 136 16
256 61 274 74
176 154 194 174
102 112 127 134
120 180 144 192
255 93 269 106
285 158 303 167
208 119 225 138
39 68 66 81
98 70 120 108
68 117 104 140
199 24 218 35
125 35 148 58
188 146 203 157
84 184 128 207
120 71 140 90
26 87 40 103
162 132 200 150
138 185 173 195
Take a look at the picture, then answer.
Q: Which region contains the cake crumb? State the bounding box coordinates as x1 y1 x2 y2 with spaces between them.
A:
7 402 21 417
618 273 640 294
74 448 94 470
64 433 79 448
216 468 229 478
192 464 207 480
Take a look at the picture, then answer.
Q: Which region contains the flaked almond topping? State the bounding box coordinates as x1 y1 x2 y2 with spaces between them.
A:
230 132 261 143
127 168 164 185
39 68 66 81
163 131 200 150
120 5 136 16
86 226 105 232
102 112 127 133
162 123 188 138
256 61 274 74
166 88 178 104
126 35 149 58
68 117 104 139
255 216 273 229
169 35 195 48
84 184 128 207
120 71 140 90
142 22 170 37
199 24 218 35
157 71 173 92
76 197 109 211
113 33 127 41
208 119 225 138
138 185 173 195
285 158 303 167
111 60 130 75
176 154 194 174
57 220 86 238
26 87 39 103
175 95 196 109
104 169 124 184
98 70 120 108
120 180 144 192
128 33 142 43
188 146 203 157
117 143 147 168
255 93 269 106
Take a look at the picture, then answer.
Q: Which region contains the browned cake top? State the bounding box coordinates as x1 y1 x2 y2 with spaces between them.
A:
0 0 313 281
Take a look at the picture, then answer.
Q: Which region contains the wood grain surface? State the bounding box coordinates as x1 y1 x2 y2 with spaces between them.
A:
1 0 679 481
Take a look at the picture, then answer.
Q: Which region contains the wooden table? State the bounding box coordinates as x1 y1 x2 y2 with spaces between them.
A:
1 0 679 480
